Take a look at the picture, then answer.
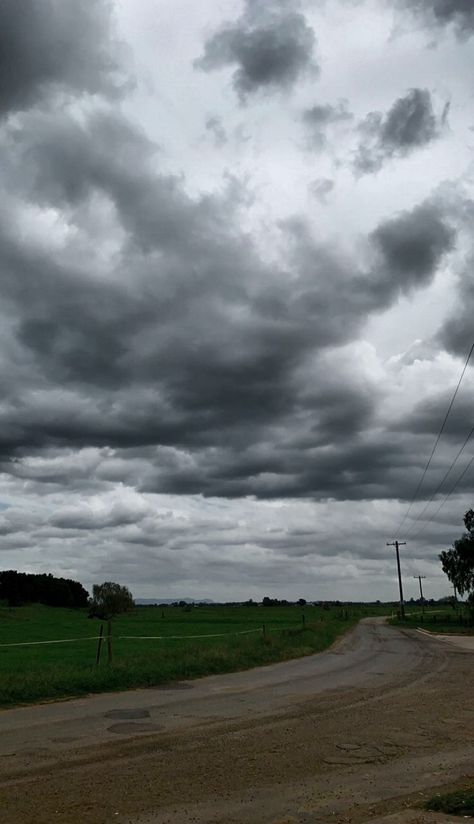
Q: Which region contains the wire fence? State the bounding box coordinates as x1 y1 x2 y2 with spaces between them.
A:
0 624 297 649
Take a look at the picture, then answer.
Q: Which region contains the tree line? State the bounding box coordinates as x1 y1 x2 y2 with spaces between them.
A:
0 570 89 608
0 571 135 619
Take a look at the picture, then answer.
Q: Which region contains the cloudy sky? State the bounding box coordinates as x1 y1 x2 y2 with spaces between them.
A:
0 0 473 602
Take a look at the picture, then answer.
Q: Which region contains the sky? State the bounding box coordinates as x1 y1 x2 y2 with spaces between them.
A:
0 0 473 603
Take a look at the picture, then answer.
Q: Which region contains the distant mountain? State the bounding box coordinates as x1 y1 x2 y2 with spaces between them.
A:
135 598 215 605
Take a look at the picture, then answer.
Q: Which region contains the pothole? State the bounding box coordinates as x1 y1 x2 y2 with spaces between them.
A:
107 722 162 735
104 708 151 720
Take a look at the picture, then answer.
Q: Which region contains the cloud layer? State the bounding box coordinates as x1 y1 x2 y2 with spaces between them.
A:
0 0 472 600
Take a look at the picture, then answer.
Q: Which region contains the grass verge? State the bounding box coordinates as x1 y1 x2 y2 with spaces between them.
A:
0 604 383 707
389 608 474 635
425 787 474 816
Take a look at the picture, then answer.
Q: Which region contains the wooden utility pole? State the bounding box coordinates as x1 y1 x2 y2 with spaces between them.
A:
413 575 426 614
95 623 104 667
107 620 113 664
387 541 406 619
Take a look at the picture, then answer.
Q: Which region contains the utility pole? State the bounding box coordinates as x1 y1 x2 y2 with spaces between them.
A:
413 575 426 614
387 541 406 619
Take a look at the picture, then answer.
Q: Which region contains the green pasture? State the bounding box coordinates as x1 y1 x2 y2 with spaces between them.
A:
390 605 474 634
0 602 388 707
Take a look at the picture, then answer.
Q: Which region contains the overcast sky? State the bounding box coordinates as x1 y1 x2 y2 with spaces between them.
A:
0 0 473 602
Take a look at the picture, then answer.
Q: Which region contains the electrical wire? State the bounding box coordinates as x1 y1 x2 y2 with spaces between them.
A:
404 424 474 539
395 340 474 537
410 448 474 542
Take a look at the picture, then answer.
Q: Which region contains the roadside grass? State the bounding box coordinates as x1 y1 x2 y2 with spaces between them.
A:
0 603 389 706
425 787 474 816
389 607 474 635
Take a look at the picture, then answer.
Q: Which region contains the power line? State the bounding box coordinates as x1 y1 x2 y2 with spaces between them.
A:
410 448 474 542
395 340 474 537
404 424 474 539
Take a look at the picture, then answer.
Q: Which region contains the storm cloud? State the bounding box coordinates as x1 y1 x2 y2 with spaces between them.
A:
355 89 447 174
195 1 317 100
0 98 459 502
0 0 472 600
0 0 126 116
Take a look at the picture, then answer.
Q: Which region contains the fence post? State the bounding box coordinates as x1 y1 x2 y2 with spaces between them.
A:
95 623 104 667
262 623 266 640
302 614 306 628
107 620 113 664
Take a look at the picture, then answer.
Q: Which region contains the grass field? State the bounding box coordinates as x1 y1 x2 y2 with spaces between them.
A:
0 603 390 707
390 607 474 634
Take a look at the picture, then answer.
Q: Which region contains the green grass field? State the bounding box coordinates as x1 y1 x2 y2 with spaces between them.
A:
0 603 389 707
390 607 474 634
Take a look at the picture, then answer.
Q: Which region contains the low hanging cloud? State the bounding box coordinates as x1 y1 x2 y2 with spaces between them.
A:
354 88 448 174
302 100 353 150
0 96 459 501
0 0 126 116
195 1 317 101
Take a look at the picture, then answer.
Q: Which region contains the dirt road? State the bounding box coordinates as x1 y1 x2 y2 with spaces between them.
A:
0 619 473 823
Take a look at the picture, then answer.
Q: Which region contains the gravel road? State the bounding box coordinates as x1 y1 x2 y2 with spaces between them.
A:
0 619 473 823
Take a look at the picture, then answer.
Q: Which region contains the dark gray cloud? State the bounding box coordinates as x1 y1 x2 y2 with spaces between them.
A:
195 2 317 100
0 0 126 116
355 89 447 174
369 201 455 298
437 267 474 356
436 184 474 359
398 0 474 36
0 0 469 602
302 101 353 150
392 391 474 439
0 100 458 501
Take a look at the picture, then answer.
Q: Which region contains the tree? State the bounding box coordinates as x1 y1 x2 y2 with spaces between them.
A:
0 570 89 608
89 581 134 619
440 510 474 606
